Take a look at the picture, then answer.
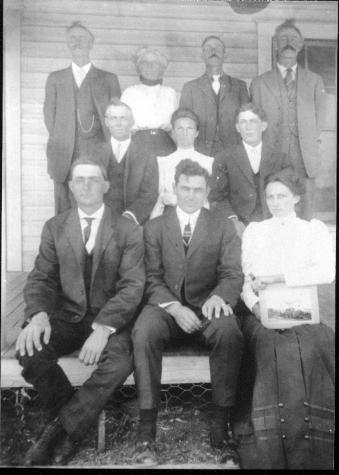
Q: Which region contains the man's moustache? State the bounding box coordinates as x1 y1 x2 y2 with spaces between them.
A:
282 45 296 52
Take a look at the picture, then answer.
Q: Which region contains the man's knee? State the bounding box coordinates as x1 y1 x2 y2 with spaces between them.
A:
206 314 244 346
17 343 56 382
132 306 167 349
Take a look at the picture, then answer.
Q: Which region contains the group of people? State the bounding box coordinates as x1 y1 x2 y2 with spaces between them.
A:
15 17 334 470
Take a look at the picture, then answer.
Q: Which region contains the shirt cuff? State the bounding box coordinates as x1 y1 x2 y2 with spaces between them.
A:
159 301 180 309
228 215 238 220
92 322 116 335
122 211 139 225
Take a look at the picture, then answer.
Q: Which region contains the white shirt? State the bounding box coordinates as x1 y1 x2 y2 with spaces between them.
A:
78 204 105 254
243 141 262 175
110 136 131 163
277 62 297 81
159 206 201 310
121 84 178 131
150 149 214 219
72 62 92 88
241 213 335 311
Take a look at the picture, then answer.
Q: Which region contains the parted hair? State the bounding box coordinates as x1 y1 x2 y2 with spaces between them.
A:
274 19 303 39
170 108 200 130
235 102 267 123
174 159 210 185
66 21 95 41
69 158 108 181
265 168 306 196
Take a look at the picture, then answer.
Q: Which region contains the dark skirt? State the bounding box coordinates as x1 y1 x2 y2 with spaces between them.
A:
133 129 176 159
233 313 334 470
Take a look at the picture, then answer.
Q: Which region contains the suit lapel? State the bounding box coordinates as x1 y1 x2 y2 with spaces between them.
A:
219 73 231 104
165 209 186 260
61 67 76 111
234 143 255 186
259 140 273 178
296 66 308 108
122 141 133 205
91 206 116 286
64 209 85 271
264 69 283 106
186 209 209 258
197 74 217 104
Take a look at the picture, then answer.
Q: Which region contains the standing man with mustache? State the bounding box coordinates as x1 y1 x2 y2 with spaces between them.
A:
250 19 327 220
179 36 249 157
44 22 121 215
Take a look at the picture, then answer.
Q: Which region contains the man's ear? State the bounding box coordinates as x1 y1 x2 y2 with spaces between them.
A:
261 121 268 132
68 180 74 193
293 195 300 205
235 123 240 134
103 180 110 194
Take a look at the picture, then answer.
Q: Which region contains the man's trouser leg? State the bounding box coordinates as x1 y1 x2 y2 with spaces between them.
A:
132 305 183 409
18 318 92 417
200 315 244 407
59 330 133 441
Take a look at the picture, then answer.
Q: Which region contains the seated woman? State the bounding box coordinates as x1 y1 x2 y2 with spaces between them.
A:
121 47 177 159
150 108 215 218
236 169 335 470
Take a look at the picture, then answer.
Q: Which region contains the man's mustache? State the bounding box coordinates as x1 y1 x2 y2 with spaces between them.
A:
282 45 296 52
209 53 222 59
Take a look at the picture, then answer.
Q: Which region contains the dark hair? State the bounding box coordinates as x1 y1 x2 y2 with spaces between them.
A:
69 158 108 181
170 108 200 130
105 98 133 117
174 159 210 186
66 21 95 41
235 102 267 123
201 35 225 50
274 19 303 39
264 168 306 196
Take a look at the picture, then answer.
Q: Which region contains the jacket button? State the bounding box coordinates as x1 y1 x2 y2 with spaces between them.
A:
304 417 310 422
282 434 286 439
304 434 310 440
278 403 284 408
280 418 285 423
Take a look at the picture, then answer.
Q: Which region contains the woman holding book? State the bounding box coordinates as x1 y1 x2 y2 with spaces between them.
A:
235 169 335 470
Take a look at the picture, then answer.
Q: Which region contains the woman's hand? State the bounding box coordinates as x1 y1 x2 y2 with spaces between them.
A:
249 274 285 293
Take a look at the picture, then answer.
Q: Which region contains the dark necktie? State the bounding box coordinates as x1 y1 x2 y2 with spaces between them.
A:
182 222 192 248
83 217 94 246
284 67 295 98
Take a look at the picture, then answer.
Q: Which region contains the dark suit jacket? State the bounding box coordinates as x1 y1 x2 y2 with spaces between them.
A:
43 65 121 183
143 207 243 309
210 141 290 223
24 206 145 332
100 135 159 224
179 72 249 155
250 67 326 178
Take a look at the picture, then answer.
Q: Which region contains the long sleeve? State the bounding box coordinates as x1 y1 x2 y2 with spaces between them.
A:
208 151 237 218
43 73 57 135
314 74 327 135
241 223 260 311
283 220 335 286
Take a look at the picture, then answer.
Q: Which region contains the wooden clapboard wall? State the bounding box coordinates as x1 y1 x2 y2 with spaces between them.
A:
17 0 336 270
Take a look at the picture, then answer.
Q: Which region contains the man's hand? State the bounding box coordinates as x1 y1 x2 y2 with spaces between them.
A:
16 312 51 357
202 295 233 320
250 274 285 293
167 303 202 334
252 303 261 321
79 325 111 366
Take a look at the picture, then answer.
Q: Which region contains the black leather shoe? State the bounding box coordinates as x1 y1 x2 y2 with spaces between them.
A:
132 440 158 467
210 434 241 468
52 434 77 465
23 417 66 466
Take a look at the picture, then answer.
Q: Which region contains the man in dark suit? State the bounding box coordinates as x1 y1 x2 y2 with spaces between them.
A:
16 159 145 466
179 35 249 156
132 159 244 467
43 22 121 214
210 103 290 236
250 19 327 220
101 99 158 225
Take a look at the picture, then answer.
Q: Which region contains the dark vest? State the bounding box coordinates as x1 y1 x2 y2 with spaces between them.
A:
277 71 298 137
250 171 263 222
106 152 126 215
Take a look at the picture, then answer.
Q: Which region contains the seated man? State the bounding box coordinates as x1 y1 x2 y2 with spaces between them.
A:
16 158 145 466
150 107 215 218
101 98 158 225
210 102 290 236
132 159 244 467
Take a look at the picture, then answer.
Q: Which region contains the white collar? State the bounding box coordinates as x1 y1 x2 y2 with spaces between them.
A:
277 62 297 76
110 136 131 147
72 62 92 75
176 147 195 156
271 211 297 226
242 140 262 153
78 203 105 220
176 206 201 226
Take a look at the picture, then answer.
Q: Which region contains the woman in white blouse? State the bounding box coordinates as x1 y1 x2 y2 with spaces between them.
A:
121 47 177 159
235 169 334 470
150 108 215 218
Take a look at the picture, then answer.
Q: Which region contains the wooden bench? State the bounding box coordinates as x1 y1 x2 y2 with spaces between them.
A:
1 272 210 451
